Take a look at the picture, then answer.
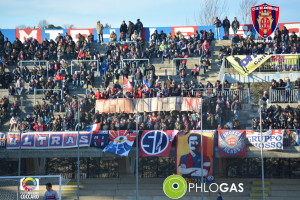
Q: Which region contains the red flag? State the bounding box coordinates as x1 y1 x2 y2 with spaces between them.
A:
123 76 133 92
106 85 110 92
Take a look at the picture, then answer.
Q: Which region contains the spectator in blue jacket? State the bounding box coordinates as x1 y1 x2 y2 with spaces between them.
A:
214 17 222 40
285 79 292 102
135 19 143 37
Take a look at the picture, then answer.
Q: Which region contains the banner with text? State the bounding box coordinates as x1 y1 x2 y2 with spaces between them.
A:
6 132 91 149
176 130 215 184
95 97 202 113
227 54 272 77
1 22 299 43
265 55 300 72
218 130 246 157
246 130 284 150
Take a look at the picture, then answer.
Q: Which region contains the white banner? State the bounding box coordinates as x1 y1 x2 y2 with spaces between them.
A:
246 130 284 150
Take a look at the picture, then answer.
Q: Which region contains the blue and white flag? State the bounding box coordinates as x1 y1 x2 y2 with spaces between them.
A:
103 130 137 156
143 78 151 92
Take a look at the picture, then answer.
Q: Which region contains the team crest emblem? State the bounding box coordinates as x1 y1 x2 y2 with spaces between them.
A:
219 130 246 156
251 3 279 38
227 137 236 146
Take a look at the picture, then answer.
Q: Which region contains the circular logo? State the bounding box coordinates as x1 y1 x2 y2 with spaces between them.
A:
219 130 245 155
163 175 187 199
141 131 169 155
207 175 215 181
22 177 38 192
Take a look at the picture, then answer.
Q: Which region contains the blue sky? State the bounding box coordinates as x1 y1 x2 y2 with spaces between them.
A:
0 0 299 29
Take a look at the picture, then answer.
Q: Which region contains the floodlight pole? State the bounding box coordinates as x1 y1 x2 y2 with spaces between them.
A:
260 105 265 200
17 99 23 200
77 101 80 200
18 99 23 176
200 100 204 200
135 111 139 200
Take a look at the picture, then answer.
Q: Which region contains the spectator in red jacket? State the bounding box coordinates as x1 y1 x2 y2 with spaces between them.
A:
33 121 46 131
134 87 143 98
202 40 209 50
77 49 85 60
181 52 188 69
95 89 101 100
55 72 64 86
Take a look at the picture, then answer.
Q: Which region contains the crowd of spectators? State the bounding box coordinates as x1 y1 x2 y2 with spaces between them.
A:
252 78 300 131
218 25 300 62
1 17 298 133
6 77 247 132
268 78 300 103
0 19 215 67
253 104 300 130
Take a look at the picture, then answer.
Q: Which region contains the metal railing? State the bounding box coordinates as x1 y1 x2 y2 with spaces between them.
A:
269 88 299 103
85 86 251 103
34 88 63 104
109 41 137 46
185 88 250 103
172 57 201 76
121 58 150 69
224 88 251 103
19 60 49 77
258 55 300 72
85 88 104 95
70 60 100 77
254 39 276 44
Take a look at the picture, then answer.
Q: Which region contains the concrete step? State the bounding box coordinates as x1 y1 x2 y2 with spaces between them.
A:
215 40 231 46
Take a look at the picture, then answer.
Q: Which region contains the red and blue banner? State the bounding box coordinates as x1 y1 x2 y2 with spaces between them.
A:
6 132 91 149
90 131 109 148
2 20 300 43
218 130 246 157
279 22 300 36
41 29 68 41
251 3 279 38
103 130 137 156
15 29 42 43
288 129 300 146
0 132 5 147
139 130 173 157
171 26 198 38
